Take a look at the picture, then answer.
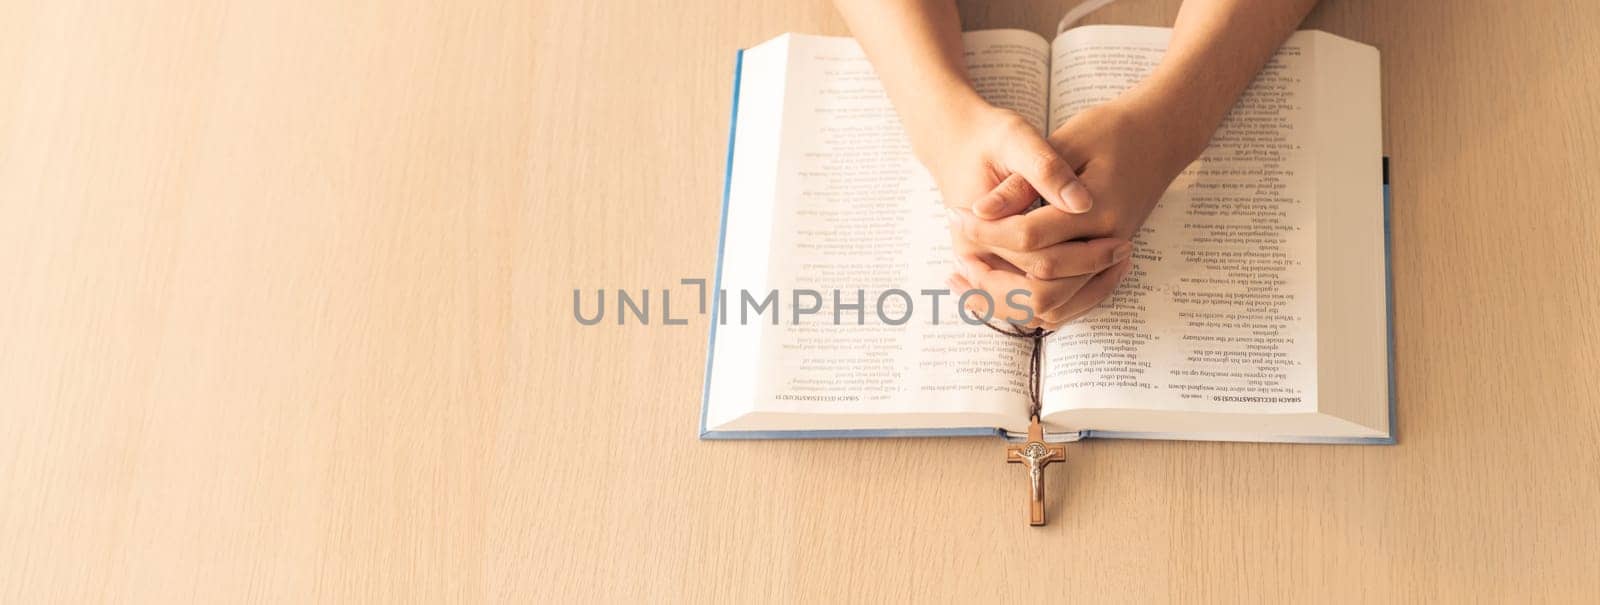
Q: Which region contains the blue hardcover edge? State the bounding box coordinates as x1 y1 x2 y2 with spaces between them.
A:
698 51 1395 444
697 50 742 440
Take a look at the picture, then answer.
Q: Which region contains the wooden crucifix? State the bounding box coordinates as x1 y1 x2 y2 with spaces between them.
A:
1006 416 1066 526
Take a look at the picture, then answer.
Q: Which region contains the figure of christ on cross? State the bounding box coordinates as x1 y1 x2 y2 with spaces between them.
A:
1006 417 1067 526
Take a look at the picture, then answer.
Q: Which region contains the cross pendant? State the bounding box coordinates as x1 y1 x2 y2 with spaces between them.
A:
1006 416 1067 526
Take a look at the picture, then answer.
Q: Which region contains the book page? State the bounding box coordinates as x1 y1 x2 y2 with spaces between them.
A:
1039 26 1320 417
707 31 1053 432
963 29 1053 132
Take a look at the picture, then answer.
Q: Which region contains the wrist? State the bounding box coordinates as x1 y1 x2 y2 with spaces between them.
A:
901 86 994 169
1116 79 1216 175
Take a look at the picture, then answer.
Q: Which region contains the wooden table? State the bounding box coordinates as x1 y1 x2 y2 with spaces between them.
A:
3 0 1597 601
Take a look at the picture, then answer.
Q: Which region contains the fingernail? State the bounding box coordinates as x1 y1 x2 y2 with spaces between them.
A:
1059 181 1092 213
944 275 961 291
945 207 961 228
1112 242 1134 263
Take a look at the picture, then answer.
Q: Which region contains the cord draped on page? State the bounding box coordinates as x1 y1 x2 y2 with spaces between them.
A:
980 322 1054 420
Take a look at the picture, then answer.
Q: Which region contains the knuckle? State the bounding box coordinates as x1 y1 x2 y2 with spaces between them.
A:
998 175 1031 198
1029 284 1063 310
1083 211 1118 237
1030 254 1057 278
1012 230 1035 250
1031 151 1063 177
1015 224 1045 250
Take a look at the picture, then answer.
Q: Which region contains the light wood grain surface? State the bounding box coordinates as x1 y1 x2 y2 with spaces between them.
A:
2 0 1598 602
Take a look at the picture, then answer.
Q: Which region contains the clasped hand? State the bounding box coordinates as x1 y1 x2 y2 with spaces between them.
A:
924 98 1186 329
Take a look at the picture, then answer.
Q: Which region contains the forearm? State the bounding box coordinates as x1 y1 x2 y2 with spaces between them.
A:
1129 0 1319 168
833 0 986 160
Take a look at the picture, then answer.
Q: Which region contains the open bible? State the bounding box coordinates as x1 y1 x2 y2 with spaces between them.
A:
701 26 1391 444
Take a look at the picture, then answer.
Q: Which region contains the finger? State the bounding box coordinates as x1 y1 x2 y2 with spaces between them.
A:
960 256 1092 325
952 257 1009 323
952 205 1095 252
953 257 1026 325
1036 257 1133 328
951 272 1049 331
971 174 1037 219
946 272 1000 324
998 132 1092 214
987 237 1133 280
976 250 1023 274
945 273 971 308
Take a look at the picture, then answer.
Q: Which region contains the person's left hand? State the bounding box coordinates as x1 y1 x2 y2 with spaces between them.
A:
948 95 1198 327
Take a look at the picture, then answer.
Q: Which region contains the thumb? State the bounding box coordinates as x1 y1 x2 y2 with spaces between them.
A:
999 134 1092 214
970 174 1035 219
